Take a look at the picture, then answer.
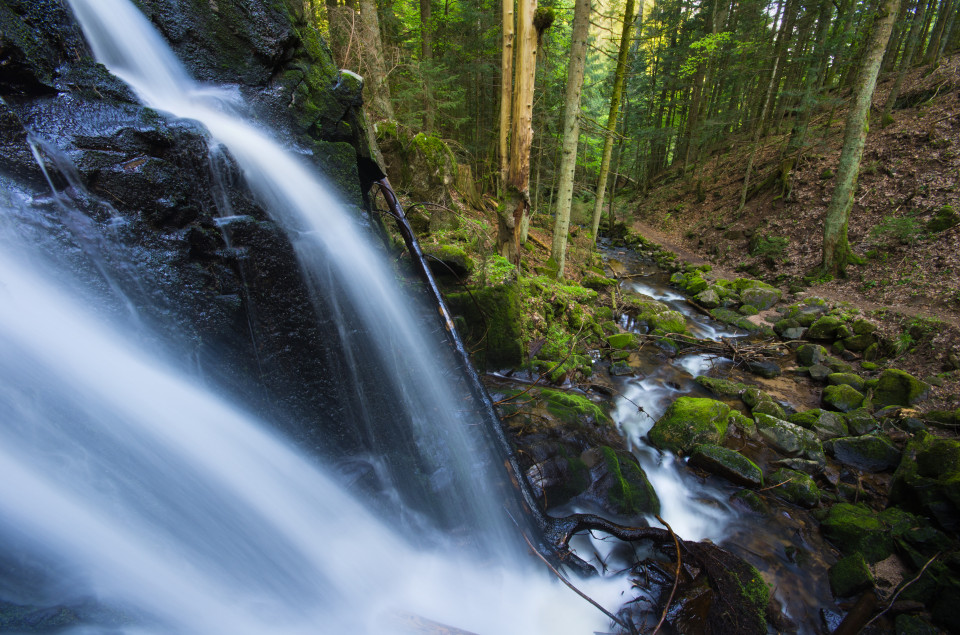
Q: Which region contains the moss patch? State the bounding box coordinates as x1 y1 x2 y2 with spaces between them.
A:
649 397 734 454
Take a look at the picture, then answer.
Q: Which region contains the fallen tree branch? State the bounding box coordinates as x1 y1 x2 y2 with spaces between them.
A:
863 552 940 629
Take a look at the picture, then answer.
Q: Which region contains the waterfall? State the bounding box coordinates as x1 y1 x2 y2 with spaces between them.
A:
0 1 630 633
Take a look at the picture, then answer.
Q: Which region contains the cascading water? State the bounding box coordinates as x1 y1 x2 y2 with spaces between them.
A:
0 1 633 633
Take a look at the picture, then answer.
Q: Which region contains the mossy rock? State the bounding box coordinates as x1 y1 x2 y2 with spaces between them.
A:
826 372 866 392
710 307 772 335
581 274 617 290
740 286 781 310
894 614 940 635
784 297 830 325
694 287 721 309
606 332 637 350
649 397 734 454
874 368 931 407
829 434 902 472
539 389 610 425
789 409 849 440
842 333 876 352
829 553 874 597
755 413 825 461
695 376 749 398
447 282 523 369
822 384 864 413
898 552 960 632
690 444 763 487
797 343 829 366
584 447 661 517
732 489 770 513
421 243 474 277
927 205 959 233
807 315 844 340
650 309 687 334
819 503 896 563
672 271 710 294
890 432 960 530
768 468 820 508
751 398 787 420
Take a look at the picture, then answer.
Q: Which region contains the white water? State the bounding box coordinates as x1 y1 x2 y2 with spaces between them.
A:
0 1 633 632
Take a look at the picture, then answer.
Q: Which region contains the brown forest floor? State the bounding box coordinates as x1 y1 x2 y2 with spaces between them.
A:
622 52 960 411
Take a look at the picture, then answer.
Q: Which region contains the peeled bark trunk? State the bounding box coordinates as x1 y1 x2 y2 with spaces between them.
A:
550 0 591 278
357 0 395 121
821 0 900 276
498 0 515 192
589 0 637 244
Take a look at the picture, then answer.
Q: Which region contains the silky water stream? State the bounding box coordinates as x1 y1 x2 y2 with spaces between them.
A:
600 246 838 631
0 1 633 633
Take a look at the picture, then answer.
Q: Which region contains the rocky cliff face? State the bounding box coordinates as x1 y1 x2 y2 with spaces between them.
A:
0 0 380 452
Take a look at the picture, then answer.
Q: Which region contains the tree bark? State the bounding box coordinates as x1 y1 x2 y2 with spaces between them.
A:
882 0 928 124
550 0 591 278
497 0 538 264
589 0 637 244
499 0 515 193
357 0 395 121
821 0 900 276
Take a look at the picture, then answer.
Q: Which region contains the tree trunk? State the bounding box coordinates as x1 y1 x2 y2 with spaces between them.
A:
589 0 637 244
550 0 591 278
821 0 900 276
357 0 395 121
420 0 435 134
882 0 928 124
923 0 953 63
499 0 515 193
497 0 538 264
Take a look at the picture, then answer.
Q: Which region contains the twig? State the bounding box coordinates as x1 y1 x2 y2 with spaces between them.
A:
517 529 638 635
863 552 940 629
651 515 682 635
493 324 584 406
758 475 797 492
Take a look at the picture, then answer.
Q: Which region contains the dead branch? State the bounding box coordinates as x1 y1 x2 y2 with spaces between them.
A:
651 515 682 635
863 552 940 629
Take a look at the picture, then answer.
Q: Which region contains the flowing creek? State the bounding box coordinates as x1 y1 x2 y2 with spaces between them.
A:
600 245 839 630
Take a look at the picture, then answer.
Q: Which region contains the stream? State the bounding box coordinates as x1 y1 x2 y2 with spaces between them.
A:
600 245 838 631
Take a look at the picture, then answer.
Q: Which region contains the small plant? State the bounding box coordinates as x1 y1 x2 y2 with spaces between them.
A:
870 213 923 245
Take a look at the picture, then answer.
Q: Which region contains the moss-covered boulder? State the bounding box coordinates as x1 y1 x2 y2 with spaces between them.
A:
690 444 763 487
649 397 734 454
788 409 848 440
822 384 864 413
829 553 875 597
873 368 931 407
927 204 959 232
797 343 829 366
768 468 820 508
751 398 787 420
694 287 721 309
755 413 824 461
421 243 474 277
829 434 902 472
581 274 617 290
890 433 960 530
784 297 830 326
447 282 523 369
843 407 878 436
819 503 896 562
898 552 960 632
826 372 866 393
695 376 749 398
740 285 781 310
582 447 660 517
606 332 637 350
807 315 844 340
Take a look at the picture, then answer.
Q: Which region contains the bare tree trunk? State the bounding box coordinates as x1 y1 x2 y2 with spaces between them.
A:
589 0 637 244
497 0 538 264
550 0 591 278
822 0 900 276
357 0 395 121
882 0 928 124
499 0 515 194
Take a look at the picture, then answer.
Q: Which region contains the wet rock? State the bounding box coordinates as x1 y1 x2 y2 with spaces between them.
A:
797 343 829 366
609 361 634 376
768 468 820 508
788 409 848 440
771 457 825 475
447 282 523 369
829 553 874 597
890 432 960 530
755 413 824 461
829 434 901 472
689 444 763 487
872 368 931 407
807 364 832 381
822 384 864 413
746 359 781 379
649 397 734 454
732 489 770 513
827 372 866 393
421 243 474 278
581 446 660 518
523 444 590 505
807 315 843 340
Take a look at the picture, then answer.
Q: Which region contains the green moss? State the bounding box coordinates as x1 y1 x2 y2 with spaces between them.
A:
827 372 866 392
769 468 820 508
649 397 733 454
606 333 637 349
820 503 895 562
733 564 770 627
581 274 617 289
540 389 609 424
690 444 763 487
829 553 874 597
874 368 931 407
600 447 661 516
695 376 749 398
447 282 523 369
822 384 865 413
